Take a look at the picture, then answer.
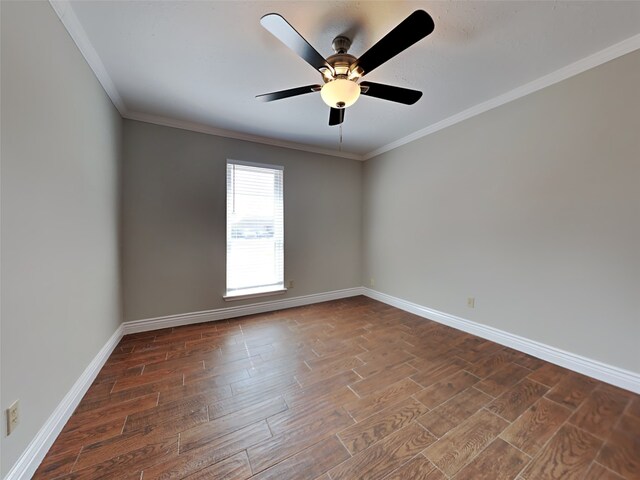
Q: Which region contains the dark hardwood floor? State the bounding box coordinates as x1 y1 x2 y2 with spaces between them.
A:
34 296 640 479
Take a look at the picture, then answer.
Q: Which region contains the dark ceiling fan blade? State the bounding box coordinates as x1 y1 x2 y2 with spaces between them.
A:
256 85 322 102
354 10 434 77
359 81 423 105
261 14 331 73
329 107 345 126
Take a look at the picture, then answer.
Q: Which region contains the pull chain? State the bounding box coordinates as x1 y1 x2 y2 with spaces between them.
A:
339 124 343 151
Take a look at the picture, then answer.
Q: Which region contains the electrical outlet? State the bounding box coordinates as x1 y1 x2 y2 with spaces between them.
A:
7 400 19 435
370 277 375 287
467 297 475 308
288 280 294 289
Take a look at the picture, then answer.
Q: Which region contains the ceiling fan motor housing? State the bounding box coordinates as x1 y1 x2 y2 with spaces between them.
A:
322 36 364 82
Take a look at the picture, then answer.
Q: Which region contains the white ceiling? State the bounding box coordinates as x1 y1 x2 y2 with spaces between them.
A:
56 1 640 159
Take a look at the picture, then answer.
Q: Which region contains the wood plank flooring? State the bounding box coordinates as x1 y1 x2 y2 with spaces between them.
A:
34 296 640 479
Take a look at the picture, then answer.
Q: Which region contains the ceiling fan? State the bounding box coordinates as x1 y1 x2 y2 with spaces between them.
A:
256 10 435 126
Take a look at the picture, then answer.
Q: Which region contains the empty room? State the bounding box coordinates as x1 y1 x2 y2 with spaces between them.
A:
2 1 640 479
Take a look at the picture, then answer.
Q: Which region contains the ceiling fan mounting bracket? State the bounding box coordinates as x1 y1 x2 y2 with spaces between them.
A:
332 35 352 54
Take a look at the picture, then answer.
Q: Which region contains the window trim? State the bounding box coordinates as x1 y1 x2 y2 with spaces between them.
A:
224 159 285 300
227 159 284 171
223 287 287 302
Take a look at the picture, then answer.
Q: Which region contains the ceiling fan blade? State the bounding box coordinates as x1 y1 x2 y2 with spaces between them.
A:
359 81 423 105
354 10 434 77
261 14 331 73
329 108 345 126
256 85 321 102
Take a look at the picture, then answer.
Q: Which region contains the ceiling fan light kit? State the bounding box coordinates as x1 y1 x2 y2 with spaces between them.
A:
257 9 435 126
321 78 360 108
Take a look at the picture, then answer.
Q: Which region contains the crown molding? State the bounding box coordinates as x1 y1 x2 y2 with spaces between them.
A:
123 111 364 161
50 0 639 163
49 0 127 115
362 34 640 160
48 0 363 161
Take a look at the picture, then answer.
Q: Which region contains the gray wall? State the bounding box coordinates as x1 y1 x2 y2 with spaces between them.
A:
1 2 637 474
363 50 640 373
121 120 362 321
1 1 122 474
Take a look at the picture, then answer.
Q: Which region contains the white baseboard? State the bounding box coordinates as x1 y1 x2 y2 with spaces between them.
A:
10 285 639 479
122 287 364 335
4 325 124 480
362 288 640 394
5 287 363 479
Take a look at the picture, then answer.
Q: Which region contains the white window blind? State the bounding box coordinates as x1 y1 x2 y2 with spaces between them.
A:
226 160 284 298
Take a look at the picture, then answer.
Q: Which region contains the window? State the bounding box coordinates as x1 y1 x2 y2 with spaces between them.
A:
225 160 284 299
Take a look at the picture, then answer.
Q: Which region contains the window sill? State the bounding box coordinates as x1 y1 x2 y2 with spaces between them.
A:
223 288 287 302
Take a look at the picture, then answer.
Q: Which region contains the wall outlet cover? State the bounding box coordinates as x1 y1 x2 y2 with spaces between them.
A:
7 399 20 435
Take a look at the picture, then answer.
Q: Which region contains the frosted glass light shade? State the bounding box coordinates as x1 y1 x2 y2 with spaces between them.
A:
320 79 360 108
